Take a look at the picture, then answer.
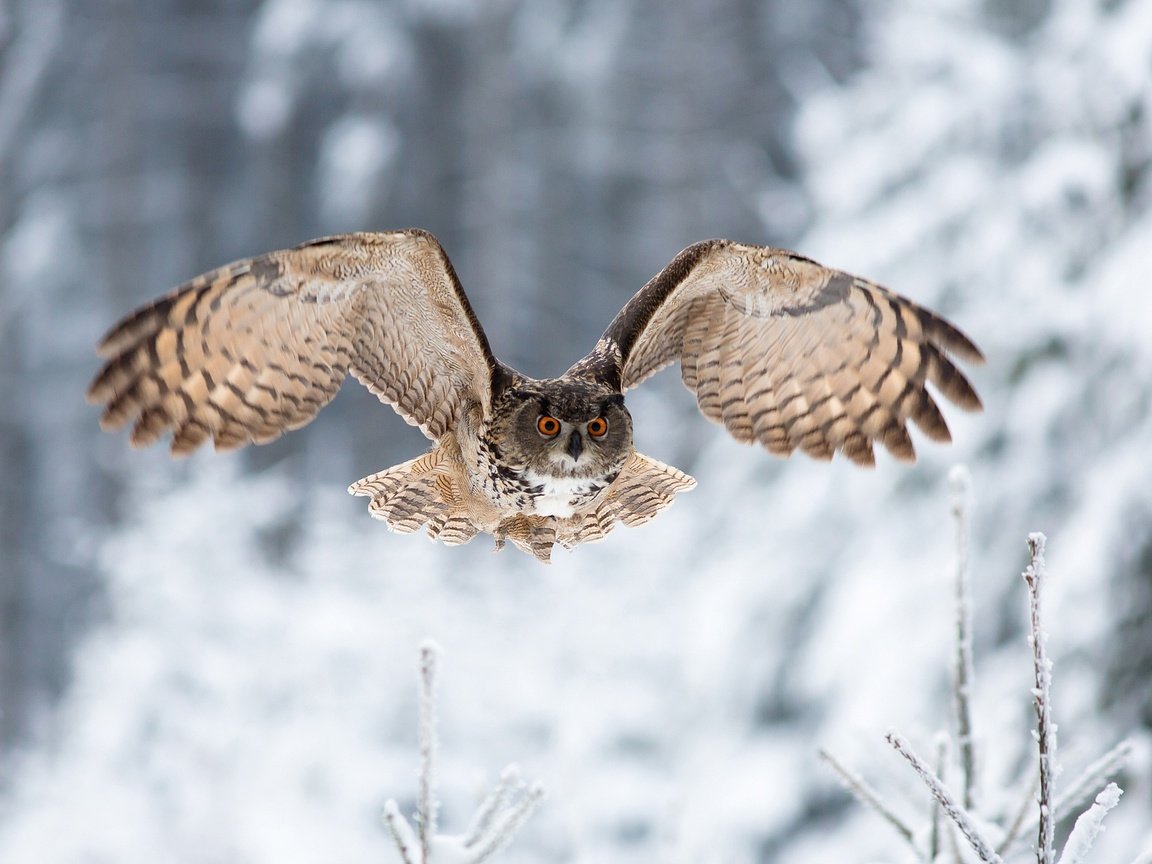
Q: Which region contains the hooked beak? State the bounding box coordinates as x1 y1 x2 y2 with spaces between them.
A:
566 431 583 461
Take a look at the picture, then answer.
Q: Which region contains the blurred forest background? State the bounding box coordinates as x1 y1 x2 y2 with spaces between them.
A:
1 0 1151 862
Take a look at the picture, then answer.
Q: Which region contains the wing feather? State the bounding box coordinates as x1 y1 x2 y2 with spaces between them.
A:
572 239 983 465
88 230 501 454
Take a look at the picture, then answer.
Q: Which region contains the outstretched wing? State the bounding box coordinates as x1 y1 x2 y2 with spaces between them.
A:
88 229 502 454
571 240 984 466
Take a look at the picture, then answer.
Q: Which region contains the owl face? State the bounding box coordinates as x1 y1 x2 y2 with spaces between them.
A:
493 379 633 480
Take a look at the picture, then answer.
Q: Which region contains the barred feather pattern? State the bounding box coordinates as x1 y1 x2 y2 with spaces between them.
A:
349 448 695 562
86 230 495 454
89 230 983 562
589 240 984 466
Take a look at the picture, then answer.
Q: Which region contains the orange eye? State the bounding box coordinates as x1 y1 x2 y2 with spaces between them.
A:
587 417 608 438
537 415 561 437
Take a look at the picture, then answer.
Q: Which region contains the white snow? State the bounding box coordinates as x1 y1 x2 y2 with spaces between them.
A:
4 0 1152 861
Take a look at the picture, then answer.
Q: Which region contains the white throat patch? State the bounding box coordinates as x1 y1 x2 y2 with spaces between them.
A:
522 469 604 518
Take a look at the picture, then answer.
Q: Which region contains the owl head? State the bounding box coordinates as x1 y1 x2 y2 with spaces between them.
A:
491 378 633 479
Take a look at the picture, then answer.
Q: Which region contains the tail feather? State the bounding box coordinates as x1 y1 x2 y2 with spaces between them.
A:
350 447 695 559
349 449 473 541
560 452 696 548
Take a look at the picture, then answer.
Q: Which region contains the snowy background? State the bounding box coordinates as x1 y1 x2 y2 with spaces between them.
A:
1 0 1151 861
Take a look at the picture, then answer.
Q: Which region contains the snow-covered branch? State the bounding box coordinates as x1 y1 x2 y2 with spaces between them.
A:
1024 532 1056 864
818 747 915 847
821 473 1137 864
418 641 440 864
1055 784 1122 864
886 731 1003 864
383 642 544 864
950 465 978 811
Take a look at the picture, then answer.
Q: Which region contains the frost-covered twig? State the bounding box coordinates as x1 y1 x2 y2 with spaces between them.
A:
950 466 978 810
384 800 420 864
1052 739 1132 826
886 732 1003 864
1055 783 1122 864
463 766 522 848
818 748 915 846
465 777 546 864
1004 738 1134 855
383 642 545 864
997 768 1040 855
1024 533 1055 864
824 490 1138 864
418 640 441 864
929 733 951 863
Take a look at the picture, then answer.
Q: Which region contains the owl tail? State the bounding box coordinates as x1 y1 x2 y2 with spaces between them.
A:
559 452 697 548
348 449 480 546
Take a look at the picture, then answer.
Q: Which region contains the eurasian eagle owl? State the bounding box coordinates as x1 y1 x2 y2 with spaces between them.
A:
88 230 983 561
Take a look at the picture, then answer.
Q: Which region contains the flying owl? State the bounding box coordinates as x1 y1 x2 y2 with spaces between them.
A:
88 230 983 561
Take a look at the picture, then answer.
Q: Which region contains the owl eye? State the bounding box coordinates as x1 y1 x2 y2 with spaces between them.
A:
586 417 608 438
536 415 561 437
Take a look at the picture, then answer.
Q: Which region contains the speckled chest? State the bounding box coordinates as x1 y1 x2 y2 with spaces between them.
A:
471 432 612 518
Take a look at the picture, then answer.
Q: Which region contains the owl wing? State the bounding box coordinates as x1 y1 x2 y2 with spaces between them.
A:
87 229 502 454
571 240 984 466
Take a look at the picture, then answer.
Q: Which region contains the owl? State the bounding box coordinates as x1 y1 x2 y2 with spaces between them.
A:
88 230 983 561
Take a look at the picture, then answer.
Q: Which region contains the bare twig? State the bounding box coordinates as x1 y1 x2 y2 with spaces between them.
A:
382 642 544 864
383 800 420 864
818 747 916 847
929 733 951 862
468 782 546 864
949 466 978 810
1055 783 1122 864
464 766 522 848
886 732 1003 864
1004 739 1134 858
997 768 1040 856
1053 739 1132 824
418 640 442 864
1024 533 1055 864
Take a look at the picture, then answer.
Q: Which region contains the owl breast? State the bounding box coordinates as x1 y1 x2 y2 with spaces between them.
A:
518 471 611 517
468 429 618 519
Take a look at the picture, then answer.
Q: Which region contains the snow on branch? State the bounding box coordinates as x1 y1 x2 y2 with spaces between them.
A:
950 465 978 811
886 731 1003 864
1055 783 1122 864
817 747 915 846
383 641 544 864
419 640 440 864
1024 532 1056 864
1003 738 1134 856
820 470 1136 864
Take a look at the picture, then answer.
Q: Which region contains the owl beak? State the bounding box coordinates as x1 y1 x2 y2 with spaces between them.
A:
566 431 583 461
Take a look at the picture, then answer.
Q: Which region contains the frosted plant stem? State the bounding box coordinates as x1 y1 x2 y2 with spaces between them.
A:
997 769 1040 856
886 732 1003 864
1004 739 1133 857
949 466 978 810
418 640 443 864
464 766 521 848
1024 533 1055 864
469 783 546 864
929 734 951 862
818 748 916 847
1052 739 1132 823
384 800 420 864
1055 783 1122 864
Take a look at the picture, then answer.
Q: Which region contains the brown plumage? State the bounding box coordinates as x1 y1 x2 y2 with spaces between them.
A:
88 230 983 561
